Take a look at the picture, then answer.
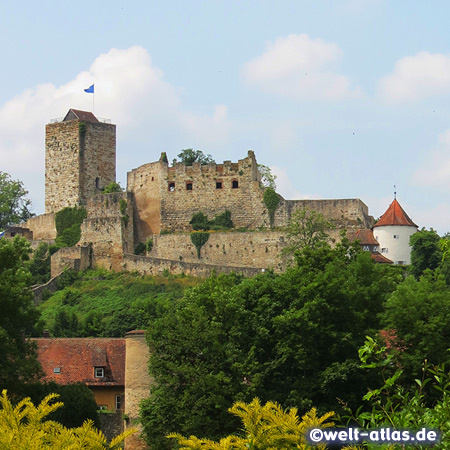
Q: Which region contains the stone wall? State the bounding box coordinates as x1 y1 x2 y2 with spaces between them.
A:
128 151 267 238
45 118 116 213
50 245 91 278
99 411 124 445
80 192 135 271
123 253 268 277
149 231 286 271
276 198 374 229
22 213 57 240
124 331 152 450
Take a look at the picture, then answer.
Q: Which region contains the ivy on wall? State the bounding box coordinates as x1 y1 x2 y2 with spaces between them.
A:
190 232 209 258
55 206 87 247
263 188 280 229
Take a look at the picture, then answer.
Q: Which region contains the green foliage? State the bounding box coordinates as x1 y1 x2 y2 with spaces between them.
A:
141 243 399 448
410 228 442 278
258 164 277 190
342 337 450 449
55 206 87 247
119 198 129 227
173 149 214 166
78 120 86 137
190 232 209 258
263 188 280 228
169 398 333 450
24 381 100 429
28 242 51 285
0 236 42 395
190 210 233 231
0 171 34 230
146 238 153 252
0 389 136 449
38 269 198 337
381 271 450 378
102 182 123 193
135 242 146 255
283 208 334 258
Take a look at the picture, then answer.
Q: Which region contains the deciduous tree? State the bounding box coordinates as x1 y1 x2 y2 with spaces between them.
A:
0 172 33 230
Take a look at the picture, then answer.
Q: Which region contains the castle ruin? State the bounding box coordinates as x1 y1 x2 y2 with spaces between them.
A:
21 109 374 276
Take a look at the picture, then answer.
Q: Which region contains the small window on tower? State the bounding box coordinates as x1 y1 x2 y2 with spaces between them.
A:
95 177 100 189
216 181 223 189
168 182 175 192
186 182 193 191
232 180 239 189
393 235 399 239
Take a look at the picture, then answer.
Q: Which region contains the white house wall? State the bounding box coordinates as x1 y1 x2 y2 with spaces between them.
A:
373 225 417 265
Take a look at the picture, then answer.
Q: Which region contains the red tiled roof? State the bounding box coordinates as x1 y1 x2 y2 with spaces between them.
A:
35 338 125 387
371 252 393 264
373 199 418 228
63 109 99 123
348 229 379 245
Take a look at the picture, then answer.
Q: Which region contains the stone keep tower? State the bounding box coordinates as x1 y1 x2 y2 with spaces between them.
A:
45 109 116 213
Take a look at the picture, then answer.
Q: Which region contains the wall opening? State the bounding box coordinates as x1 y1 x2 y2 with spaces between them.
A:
168 182 175 192
232 180 239 189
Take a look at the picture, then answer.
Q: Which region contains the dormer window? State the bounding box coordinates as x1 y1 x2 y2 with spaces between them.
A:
94 367 105 378
53 367 61 374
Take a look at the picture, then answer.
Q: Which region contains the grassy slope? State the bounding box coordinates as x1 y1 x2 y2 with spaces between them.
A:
38 269 201 337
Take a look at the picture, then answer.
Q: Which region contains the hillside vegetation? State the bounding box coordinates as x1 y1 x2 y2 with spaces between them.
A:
38 269 200 337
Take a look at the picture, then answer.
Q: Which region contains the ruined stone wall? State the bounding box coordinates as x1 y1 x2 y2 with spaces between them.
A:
50 245 91 278
45 119 115 214
22 213 57 240
80 192 134 271
127 159 163 239
127 151 267 237
123 253 266 278
149 231 286 271
274 198 374 229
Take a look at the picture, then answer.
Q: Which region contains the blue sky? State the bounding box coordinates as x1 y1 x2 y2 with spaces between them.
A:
1 0 450 233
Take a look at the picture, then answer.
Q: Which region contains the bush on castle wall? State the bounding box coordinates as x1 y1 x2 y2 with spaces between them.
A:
54 206 87 247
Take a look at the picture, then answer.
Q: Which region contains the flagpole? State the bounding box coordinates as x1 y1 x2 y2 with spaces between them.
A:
93 92 95 114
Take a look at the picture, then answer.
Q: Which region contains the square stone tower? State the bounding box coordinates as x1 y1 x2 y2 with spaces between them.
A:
45 109 116 213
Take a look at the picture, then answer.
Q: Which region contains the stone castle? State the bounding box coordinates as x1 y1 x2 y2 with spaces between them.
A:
21 109 375 277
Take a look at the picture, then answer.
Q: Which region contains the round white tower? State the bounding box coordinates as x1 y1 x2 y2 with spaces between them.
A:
372 199 418 265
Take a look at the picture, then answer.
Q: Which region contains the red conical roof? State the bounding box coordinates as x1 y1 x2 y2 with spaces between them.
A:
373 199 418 228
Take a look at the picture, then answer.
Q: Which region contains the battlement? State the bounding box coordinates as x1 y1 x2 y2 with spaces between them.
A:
127 150 265 238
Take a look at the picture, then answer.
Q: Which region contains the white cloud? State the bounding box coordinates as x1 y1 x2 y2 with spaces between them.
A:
414 129 450 192
242 34 362 101
379 51 450 103
0 46 230 212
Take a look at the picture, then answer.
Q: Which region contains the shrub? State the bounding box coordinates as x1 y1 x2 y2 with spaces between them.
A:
190 232 209 258
135 243 146 255
55 206 87 247
102 182 123 193
146 238 153 252
263 188 280 228
0 389 135 449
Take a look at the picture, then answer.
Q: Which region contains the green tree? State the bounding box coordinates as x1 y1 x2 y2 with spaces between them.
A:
28 242 51 285
409 228 442 279
102 182 123 193
381 271 450 378
258 164 277 190
24 382 100 429
141 242 398 448
172 149 214 166
0 172 34 230
0 236 42 395
282 208 334 259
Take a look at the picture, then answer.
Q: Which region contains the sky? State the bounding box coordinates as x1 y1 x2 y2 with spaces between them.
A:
1 0 450 234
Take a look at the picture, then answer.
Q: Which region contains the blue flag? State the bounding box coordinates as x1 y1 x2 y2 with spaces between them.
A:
84 84 94 94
